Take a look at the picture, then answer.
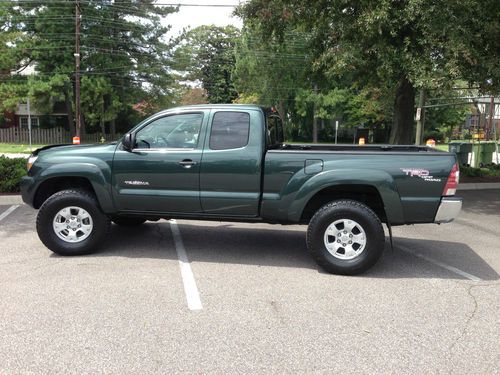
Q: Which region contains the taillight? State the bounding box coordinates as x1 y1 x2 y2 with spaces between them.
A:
443 163 459 196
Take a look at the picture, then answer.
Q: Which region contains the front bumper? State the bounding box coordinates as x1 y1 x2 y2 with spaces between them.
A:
20 176 36 207
434 197 462 223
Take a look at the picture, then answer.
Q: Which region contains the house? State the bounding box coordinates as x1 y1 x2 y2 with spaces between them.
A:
0 63 69 130
1 102 68 130
471 97 500 139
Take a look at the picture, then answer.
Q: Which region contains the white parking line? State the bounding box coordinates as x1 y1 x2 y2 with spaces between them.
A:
0 205 20 223
169 219 203 311
398 245 482 282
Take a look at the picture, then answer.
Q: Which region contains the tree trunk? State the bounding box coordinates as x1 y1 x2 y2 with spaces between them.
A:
277 100 286 121
110 118 116 138
100 100 105 135
312 85 318 143
312 114 318 143
80 112 86 135
389 78 415 144
64 87 75 136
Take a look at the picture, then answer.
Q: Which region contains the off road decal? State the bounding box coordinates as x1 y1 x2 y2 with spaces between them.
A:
400 168 441 182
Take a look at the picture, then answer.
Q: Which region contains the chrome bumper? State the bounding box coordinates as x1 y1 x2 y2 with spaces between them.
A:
434 197 462 223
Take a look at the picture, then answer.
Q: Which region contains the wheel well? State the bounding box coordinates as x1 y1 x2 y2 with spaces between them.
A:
300 184 387 223
33 177 96 209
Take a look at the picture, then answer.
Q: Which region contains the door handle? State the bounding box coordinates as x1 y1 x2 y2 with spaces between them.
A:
178 159 197 168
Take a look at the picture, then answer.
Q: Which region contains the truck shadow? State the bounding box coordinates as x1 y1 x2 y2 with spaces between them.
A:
89 221 499 281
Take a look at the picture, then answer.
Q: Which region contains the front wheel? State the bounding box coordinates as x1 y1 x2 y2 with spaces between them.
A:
36 189 110 256
307 200 385 275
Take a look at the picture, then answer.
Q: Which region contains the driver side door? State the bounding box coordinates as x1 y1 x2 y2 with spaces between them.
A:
112 111 207 214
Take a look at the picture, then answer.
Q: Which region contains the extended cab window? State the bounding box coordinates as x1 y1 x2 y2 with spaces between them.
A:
135 113 203 149
209 112 250 150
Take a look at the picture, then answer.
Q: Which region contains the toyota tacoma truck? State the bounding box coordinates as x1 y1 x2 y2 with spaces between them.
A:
21 104 462 275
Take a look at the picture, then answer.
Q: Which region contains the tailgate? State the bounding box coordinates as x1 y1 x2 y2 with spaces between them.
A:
395 152 458 223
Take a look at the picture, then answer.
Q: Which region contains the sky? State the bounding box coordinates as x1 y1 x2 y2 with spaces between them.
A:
163 0 244 38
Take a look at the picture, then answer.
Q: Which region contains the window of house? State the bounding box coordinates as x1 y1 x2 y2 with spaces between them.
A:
19 117 39 129
209 112 250 150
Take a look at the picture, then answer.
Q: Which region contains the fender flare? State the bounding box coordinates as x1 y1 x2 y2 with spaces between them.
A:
286 169 405 224
36 160 114 213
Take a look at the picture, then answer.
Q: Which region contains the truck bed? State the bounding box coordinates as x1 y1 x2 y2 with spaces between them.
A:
261 144 457 225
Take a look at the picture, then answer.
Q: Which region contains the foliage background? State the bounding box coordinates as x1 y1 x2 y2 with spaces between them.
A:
0 0 498 144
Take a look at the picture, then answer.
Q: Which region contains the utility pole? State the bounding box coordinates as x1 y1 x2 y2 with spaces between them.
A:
489 96 499 164
415 89 426 145
27 96 32 151
312 84 318 143
488 96 494 140
335 120 339 144
74 0 81 138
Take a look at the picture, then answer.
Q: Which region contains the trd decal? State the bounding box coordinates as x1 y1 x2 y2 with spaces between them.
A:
400 168 441 182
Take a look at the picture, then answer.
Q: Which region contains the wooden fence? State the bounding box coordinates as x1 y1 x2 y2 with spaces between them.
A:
80 133 120 143
0 127 120 144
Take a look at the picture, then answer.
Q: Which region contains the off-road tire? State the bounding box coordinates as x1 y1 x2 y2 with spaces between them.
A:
307 200 385 275
36 189 110 256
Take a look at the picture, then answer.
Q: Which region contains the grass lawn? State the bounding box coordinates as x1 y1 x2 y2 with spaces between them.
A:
0 143 47 154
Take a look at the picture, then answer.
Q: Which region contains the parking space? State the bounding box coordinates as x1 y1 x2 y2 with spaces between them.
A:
0 190 499 374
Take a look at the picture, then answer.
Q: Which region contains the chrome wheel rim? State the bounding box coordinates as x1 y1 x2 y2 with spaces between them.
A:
324 219 367 260
52 206 93 243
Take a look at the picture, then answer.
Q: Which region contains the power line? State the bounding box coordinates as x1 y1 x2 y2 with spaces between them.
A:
0 0 243 6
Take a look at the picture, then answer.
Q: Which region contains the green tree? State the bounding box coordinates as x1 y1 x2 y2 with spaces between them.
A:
81 76 120 135
173 25 239 103
239 0 500 144
233 24 315 137
423 88 473 141
234 22 392 142
0 0 177 135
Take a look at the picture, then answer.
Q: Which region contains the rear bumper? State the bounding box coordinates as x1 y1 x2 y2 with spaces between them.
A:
434 197 462 223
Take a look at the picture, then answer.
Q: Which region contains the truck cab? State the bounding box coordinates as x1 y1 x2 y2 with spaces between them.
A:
113 105 278 217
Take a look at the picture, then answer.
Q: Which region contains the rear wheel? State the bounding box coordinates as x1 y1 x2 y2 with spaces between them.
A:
307 200 385 275
36 189 110 256
111 217 146 226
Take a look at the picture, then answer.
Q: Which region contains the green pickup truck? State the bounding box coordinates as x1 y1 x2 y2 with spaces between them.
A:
21 104 462 275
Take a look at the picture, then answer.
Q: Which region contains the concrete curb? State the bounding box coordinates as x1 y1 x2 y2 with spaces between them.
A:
0 195 23 205
0 153 29 159
457 182 500 191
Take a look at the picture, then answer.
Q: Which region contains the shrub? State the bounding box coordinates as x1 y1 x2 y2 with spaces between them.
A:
460 165 500 178
423 129 445 142
0 156 27 193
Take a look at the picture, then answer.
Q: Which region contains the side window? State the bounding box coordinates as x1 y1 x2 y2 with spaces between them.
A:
209 112 250 150
135 113 203 149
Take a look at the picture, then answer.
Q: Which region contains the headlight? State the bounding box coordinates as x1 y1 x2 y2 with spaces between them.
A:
27 155 38 171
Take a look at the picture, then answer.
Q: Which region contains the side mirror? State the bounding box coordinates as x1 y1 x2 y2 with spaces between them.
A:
122 133 135 151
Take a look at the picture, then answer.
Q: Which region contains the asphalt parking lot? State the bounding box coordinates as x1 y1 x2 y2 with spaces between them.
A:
0 190 499 374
